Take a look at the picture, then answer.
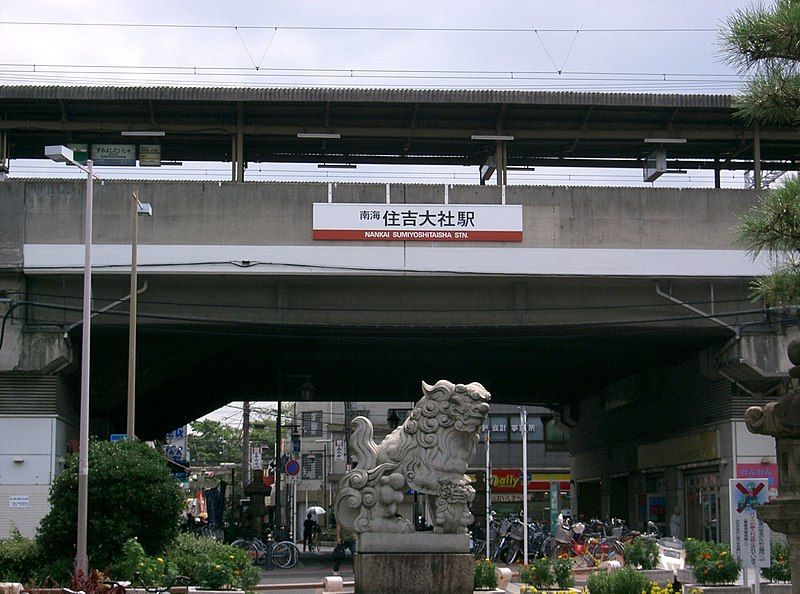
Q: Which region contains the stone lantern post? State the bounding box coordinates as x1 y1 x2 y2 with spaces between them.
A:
745 339 800 592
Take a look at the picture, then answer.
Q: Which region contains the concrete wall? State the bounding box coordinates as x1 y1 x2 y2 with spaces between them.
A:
0 181 759 262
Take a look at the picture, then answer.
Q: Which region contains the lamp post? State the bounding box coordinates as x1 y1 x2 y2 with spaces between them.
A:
45 145 100 574
126 186 152 438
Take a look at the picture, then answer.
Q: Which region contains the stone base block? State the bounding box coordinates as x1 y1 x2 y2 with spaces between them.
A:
355 552 473 594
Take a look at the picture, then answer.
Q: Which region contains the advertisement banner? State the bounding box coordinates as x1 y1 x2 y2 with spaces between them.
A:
313 203 523 242
729 478 771 568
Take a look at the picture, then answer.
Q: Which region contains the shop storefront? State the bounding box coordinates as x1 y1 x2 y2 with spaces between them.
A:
488 468 571 525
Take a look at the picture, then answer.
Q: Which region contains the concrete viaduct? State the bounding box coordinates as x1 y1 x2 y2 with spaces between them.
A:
0 178 792 439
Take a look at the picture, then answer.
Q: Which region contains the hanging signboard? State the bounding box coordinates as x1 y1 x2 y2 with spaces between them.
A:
139 144 162 167
334 438 345 461
313 203 523 242
91 144 136 166
729 478 771 568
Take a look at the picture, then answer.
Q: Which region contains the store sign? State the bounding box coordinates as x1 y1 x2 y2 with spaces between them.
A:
92 144 136 166
251 448 262 470
490 469 570 493
729 478 770 568
9 495 29 508
165 425 189 465
334 439 345 461
737 463 779 499
312 203 523 242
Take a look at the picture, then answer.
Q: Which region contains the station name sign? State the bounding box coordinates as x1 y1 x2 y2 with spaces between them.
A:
313 203 523 242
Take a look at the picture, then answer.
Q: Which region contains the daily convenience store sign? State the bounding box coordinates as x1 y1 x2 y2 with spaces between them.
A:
313 203 523 242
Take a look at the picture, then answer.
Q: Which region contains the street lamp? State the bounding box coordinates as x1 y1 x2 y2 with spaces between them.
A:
126 186 152 438
45 145 100 574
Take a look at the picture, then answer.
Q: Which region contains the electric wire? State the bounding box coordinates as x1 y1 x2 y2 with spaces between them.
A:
0 21 719 33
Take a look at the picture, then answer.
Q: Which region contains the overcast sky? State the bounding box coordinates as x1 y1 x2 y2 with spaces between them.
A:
0 1 748 90
0 1 764 426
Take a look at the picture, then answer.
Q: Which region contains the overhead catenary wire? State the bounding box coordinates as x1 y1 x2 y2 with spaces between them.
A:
0 21 719 33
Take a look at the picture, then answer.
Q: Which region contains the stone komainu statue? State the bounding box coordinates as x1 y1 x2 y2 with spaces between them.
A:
334 380 491 535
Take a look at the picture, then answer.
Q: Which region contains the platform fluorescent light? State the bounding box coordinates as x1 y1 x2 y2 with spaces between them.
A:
471 134 515 141
121 131 166 137
298 132 341 139
318 163 357 169
644 137 686 144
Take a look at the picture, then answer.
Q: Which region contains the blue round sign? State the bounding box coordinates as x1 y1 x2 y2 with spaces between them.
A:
285 459 301 476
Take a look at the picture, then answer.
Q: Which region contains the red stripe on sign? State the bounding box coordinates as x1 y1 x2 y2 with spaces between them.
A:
313 229 522 242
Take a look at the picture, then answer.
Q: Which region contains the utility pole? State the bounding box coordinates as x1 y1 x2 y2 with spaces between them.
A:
274 394 283 532
242 400 250 495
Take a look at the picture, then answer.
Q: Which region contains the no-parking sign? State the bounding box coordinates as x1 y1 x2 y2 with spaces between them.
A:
285 459 301 484
729 478 770 568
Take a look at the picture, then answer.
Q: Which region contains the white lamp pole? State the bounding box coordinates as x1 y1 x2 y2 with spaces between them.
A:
521 409 529 565
45 146 100 575
127 186 152 439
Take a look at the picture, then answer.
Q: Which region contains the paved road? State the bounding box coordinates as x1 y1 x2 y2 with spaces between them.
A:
257 546 354 593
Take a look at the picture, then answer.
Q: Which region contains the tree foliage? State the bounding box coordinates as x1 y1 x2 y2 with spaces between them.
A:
722 0 800 304
721 0 800 125
37 439 183 570
189 404 281 467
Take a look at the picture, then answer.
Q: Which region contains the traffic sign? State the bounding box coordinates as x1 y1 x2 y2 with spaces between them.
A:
285 458 301 477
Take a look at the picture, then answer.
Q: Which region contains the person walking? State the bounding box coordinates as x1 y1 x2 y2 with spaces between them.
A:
303 512 318 551
669 507 683 539
332 520 356 576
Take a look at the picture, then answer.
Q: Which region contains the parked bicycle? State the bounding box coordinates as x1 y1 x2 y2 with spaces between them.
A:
231 531 299 568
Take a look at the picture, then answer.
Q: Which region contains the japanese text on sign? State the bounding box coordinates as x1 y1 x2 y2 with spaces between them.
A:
729 478 771 568
313 203 523 242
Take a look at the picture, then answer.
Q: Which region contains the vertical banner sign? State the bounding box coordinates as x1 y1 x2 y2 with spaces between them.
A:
251 447 263 470
550 482 560 537
333 439 345 461
313 203 523 242
729 478 771 569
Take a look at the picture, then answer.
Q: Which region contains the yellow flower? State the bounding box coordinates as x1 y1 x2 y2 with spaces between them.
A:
156 557 164 564
215 564 221 570
229 555 235 560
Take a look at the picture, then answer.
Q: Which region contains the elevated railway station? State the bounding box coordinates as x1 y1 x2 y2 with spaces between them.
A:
1 85 797 540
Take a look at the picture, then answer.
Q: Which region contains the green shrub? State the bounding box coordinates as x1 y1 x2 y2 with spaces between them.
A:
520 558 554 589
761 541 791 583
519 557 574 590
684 537 711 567
109 538 179 587
164 533 259 590
473 558 498 590
37 439 184 570
0 529 39 583
624 536 660 570
553 556 575 589
692 542 740 585
585 566 653 594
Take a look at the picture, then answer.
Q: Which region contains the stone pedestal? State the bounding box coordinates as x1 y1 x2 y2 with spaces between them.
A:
355 533 473 594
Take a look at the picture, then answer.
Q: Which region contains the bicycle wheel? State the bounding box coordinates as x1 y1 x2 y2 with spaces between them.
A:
271 541 298 569
231 539 260 565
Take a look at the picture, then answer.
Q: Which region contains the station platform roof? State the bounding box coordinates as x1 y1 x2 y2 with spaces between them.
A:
1 85 798 171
